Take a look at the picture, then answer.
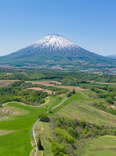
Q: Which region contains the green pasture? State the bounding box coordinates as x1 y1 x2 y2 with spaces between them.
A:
0 102 46 156
83 135 116 156
56 91 116 127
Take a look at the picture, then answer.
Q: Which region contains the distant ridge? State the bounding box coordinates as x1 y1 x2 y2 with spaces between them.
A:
107 55 116 59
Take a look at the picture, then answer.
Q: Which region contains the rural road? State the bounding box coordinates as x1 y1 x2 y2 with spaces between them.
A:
51 97 68 111
32 96 68 156
33 119 39 156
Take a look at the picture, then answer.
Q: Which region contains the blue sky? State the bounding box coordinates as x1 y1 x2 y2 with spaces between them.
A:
0 0 116 56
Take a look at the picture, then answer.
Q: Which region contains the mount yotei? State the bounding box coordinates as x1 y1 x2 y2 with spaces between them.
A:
0 34 115 70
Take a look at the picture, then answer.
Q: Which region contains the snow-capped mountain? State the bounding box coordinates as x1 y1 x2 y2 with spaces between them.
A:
0 34 115 70
33 34 78 50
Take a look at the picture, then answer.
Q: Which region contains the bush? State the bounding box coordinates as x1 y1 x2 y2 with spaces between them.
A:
105 96 114 104
51 141 67 155
55 128 75 144
39 114 50 122
67 127 78 137
67 89 76 97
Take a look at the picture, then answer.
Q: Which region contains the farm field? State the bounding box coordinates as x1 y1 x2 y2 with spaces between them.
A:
0 93 65 156
0 80 17 87
27 87 54 94
27 80 83 91
0 77 116 155
0 102 46 156
83 135 116 156
35 90 116 156
55 91 116 127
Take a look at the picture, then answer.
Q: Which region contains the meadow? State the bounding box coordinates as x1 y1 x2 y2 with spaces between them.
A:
56 91 116 127
37 90 116 156
0 91 65 156
0 102 46 156
0 76 116 155
83 135 116 156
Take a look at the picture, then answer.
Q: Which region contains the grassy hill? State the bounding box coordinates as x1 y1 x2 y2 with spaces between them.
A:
55 91 116 127
0 93 65 156
0 79 116 156
82 135 116 156
34 89 116 156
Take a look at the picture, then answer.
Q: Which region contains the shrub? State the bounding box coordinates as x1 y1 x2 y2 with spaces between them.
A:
51 141 67 155
67 127 78 137
55 128 75 144
39 114 50 122
105 96 114 104
67 89 76 97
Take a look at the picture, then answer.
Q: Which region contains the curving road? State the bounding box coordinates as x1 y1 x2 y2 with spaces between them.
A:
32 96 68 156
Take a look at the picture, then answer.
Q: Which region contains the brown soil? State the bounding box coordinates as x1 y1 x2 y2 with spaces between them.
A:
27 87 54 94
0 80 17 87
27 80 83 91
0 106 28 121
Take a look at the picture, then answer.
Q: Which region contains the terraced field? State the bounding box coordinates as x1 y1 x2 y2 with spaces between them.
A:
83 135 116 156
55 91 116 127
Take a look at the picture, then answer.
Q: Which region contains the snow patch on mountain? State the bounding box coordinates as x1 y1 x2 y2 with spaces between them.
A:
32 34 79 49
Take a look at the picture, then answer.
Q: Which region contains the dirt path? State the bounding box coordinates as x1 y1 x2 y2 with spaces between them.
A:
51 97 68 111
33 119 40 156
32 96 68 156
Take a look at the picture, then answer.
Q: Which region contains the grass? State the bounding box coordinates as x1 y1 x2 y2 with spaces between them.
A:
0 89 116 156
45 95 65 111
55 91 116 127
51 90 116 155
82 135 116 156
0 105 28 121
0 102 46 156
0 94 65 156
36 121 53 156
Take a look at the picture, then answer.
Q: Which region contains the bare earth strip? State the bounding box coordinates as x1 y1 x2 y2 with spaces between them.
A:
0 130 14 136
0 106 28 121
27 80 83 91
0 80 17 87
27 87 54 94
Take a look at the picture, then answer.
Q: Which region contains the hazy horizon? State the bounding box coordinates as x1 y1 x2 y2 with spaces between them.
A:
0 0 116 56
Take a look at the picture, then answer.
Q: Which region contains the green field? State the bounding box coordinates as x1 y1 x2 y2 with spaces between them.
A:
0 102 46 156
0 89 116 156
83 135 116 156
45 91 116 156
55 91 116 127
0 93 65 156
36 121 53 156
